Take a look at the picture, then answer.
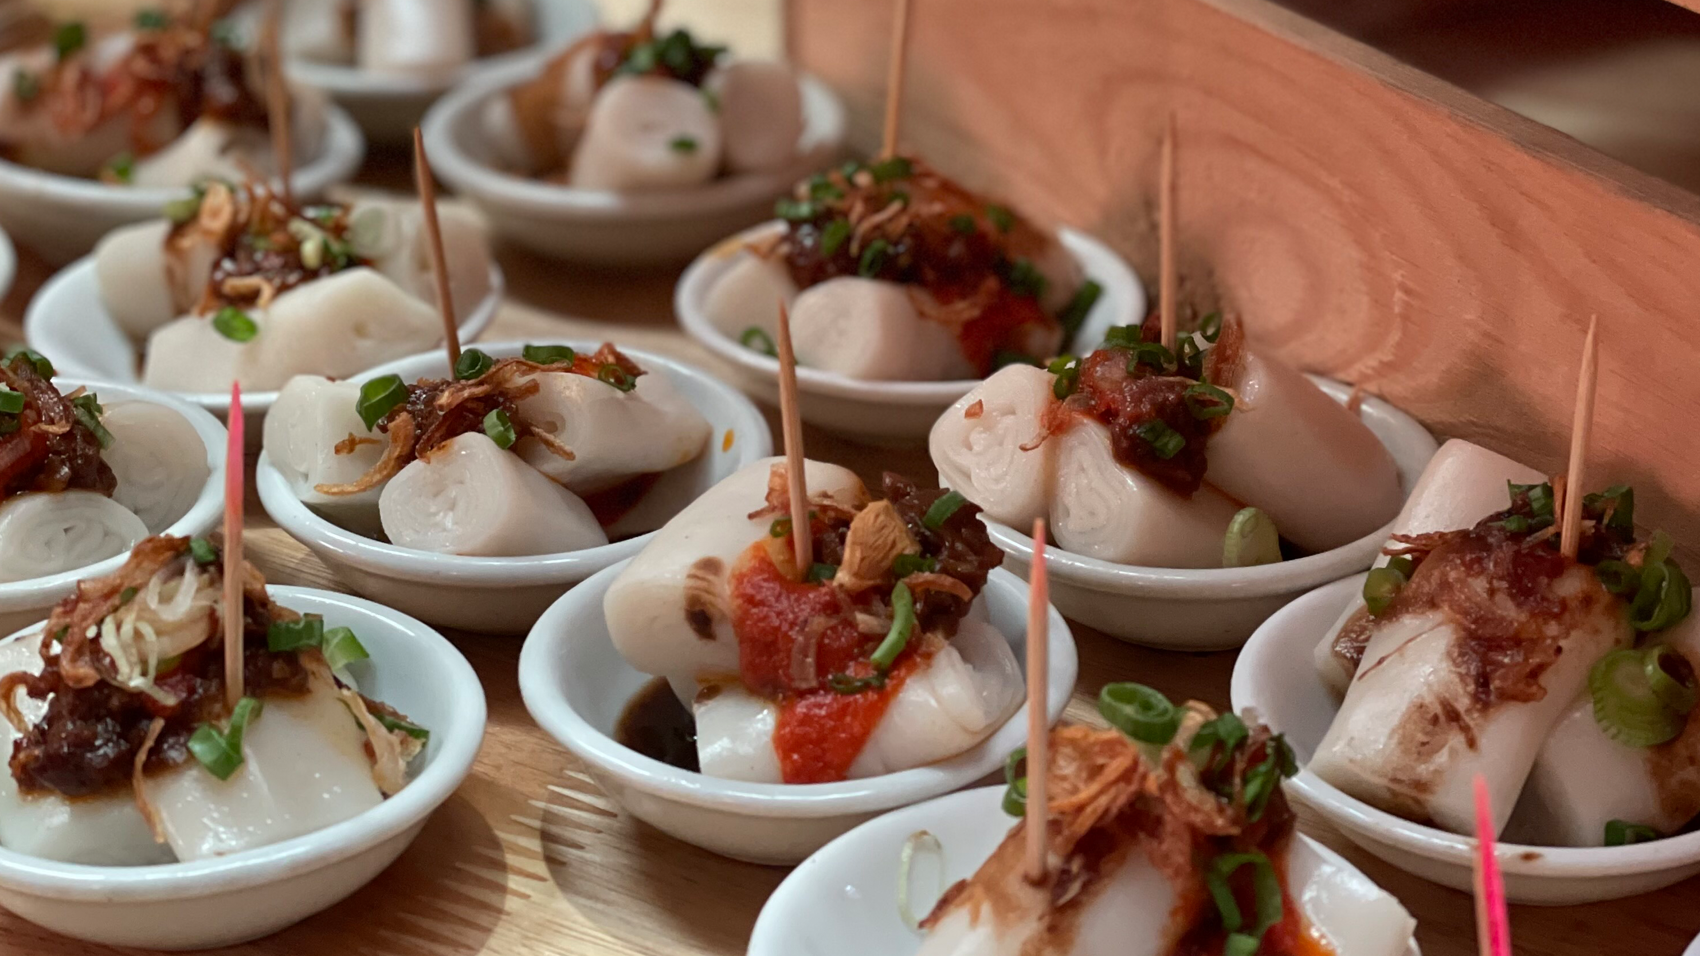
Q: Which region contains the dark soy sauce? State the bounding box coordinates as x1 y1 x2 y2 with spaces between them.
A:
614 676 700 772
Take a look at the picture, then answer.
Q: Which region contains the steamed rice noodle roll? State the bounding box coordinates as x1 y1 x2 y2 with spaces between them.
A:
788 277 974 381
94 220 214 340
512 362 710 494
356 0 475 79
0 34 174 178
568 75 723 190
140 314 254 392
129 118 264 189
263 376 388 536
483 39 599 171
1313 439 1547 696
243 268 443 389
362 202 495 320
284 0 355 62
101 400 212 533
702 61 803 175
0 493 149 581
701 250 796 343
930 365 1058 531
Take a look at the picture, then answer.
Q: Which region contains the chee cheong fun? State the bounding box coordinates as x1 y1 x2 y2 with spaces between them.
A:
604 458 1024 784
932 315 1401 566
285 0 533 80
917 687 1415 956
706 155 1102 384
0 534 426 866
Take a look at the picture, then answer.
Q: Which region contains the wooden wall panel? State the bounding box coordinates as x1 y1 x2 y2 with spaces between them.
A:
788 0 1700 551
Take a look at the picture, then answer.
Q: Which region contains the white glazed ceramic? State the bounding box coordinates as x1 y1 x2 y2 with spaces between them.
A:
23 254 502 444
1687 932 1700 956
0 378 225 636
256 340 771 634
1233 574 1700 905
421 57 847 265
982 377 1438 650
749 785 1421 956
0 105 364 264
0 585 485 949
277 0 601 142
676 221 1144 445
0 225 15 303
519 563 1077 865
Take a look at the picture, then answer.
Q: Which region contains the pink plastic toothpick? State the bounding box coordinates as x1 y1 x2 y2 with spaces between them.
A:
1473 775 1511 956
222 383 245 710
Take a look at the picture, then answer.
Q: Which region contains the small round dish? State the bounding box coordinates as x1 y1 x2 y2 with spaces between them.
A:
675 221 1143 445
256 340 771 634
23 254 502 443
277 0 601 143
983 377 1437 650
518 562 1078 865
1233 574 1700 905
421 57 847 265
0 105 364 265
0 378 225 637
0 585 485 950
748 785 1421 955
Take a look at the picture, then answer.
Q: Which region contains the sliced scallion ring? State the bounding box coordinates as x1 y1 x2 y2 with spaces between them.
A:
212 306 257 343
1127 341 1176 373
1199 311 1223 342
740 327 778 357
0 388 24 414
869 582 916 669
1134 419 1186 460
522 344 576 365
1098 682 1179 744
355 374 407 430
1362 564 1409 616
1205 851 1282 956
1631 554 1692 633
1223 508 1280 567
483 408 517 449
922 490 967 530
1001 747 1027 817
1644 644 1698 714
1590 647 1686 747
819 217 852 258
322 626 370 672
1184 382 1235 419
1604 819 1660 846
188 696 262 780
188 536 217 565
454 348 494 381
597 364 637 392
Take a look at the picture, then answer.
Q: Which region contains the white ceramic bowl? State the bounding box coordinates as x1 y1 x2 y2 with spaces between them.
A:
749 785 1421 955
518 562 1078 865
278 0 601 143
0 378 225 636
421 58 847 265
675 221 1144 445
1233 574 1700 905
982 377 1438 650
23 254 503 443
0 225 15 303
0 105 364 264
0 585 485 949
256 340 772 634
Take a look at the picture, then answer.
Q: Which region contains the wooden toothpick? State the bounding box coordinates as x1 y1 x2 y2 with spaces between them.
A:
223 382 246 711
1559 316 1599 559
413 127 462 369
1158 112 1177 352
775 302 812 572
1023 518 1050 884
1472 775 1512 956
262 0 293 208
879 0 913 159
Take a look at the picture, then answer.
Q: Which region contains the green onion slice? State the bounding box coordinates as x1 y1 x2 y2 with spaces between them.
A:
858 239 891 277
1585 485 1636 535
1645 644 1698 714
1001 746 1027 817
188 696 262 780
985 205 1014 233
212 306 257 343
522 344 576 365
819 218 852 258
869 582 916 669
1098 682 1180 745
53 21 86 61
1590 647 1687 747
4 346 53 378
806 562 838 583
1189 712 1249 774
1241 735 1297 821
869 156 913 182
70 393 112 448
775 199 817 222
769 515 793 538
1048 354 1080 400
454 348 494 381
892 553 938 577
1057 280 1103 340
922 490 967 530
1127 342 1176 373
1199 311 1223 342
355 374 407 430
740 327 778 357
164 194 201 224
827 671 886 694
949 214 977 235
1223 508 1281 568
1630 548 1692 633
1205 851 1282 956
376 712 430 741
1185 382 1235 419
1134 420 1186 460
483 408 516 449
322 626 370 672
1362 564 1409 616
267 615 324 652
1604 819 1660 846
0 388 23 415
668 135 697 153
598 364 638 392
189 536 218 565
1595 559 1639 596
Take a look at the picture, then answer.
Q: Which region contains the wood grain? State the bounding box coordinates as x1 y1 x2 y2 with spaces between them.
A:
788 0 1700 566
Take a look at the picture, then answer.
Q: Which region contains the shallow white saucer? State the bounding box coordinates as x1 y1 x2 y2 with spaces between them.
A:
421 57 847 265
1233 574 1700 905
0 585 485 949
675 220 1144 445
982 376 1437 650
256 340 772 634
0 378 225 636
0 105 364 264
23 254 502 443
750 785 1420 956
519 564 1077 865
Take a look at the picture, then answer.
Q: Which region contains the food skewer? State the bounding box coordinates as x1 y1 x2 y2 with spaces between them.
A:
223 382 245 710
1559 316 1599 559
1158 112 1177 351
1473 775 1512 956
261 0 293 209
774 301 812 570
413 127 462 368
879 0 913 158
1023 518 1049 884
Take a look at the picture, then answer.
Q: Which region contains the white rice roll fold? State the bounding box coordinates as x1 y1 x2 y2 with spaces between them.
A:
703 62 803 174
703 250 796 341
568 75 722 190
140 315 252 393
789 277 971 381
94 221 177 339
513 366 710 494
0 492 148 582
263 376 387 536
101 400 212 533
356 0 474 78
248 268 443 389
929 364 1056 530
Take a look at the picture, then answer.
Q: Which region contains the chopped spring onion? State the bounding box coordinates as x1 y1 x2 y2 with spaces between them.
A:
985 205 1014 233
163 194 200 224
71 393 112 448
1629 537 1692 633
827 671 886 694
1127 342 1176 373
858 239 891 277
1585 484 1636 535
869 582 916 669
454 348 494 381
769 516 793 538
1506 480 1555 525
1605 819 1660 846
949 214 977 235
0 388 22 415
1189 712 1249 774
1178 336 1205 374
1185 382 1235 419
12 69 39 103
669 135 698 153
806 174 841 201
869 156 913 183
1223 508 1281 568
1199 311 1223 342
806 562 838 583
1205 851 1283 956
598 364 637 392
1595 559 1639 595
1362 556 1413 616
117 586 137 606
4 347 53 378
522 344 576 366
376 712 430 741
892 553 938 577
922 490 967 530
897 830 944 932
134 8 169 28
1099 682 1180 744
0 418 17 436
212 306 258 343
103 152 134 184
1048 354 1080 400
189 537 217 565
1134 420 1186 460
53 21 86 61
1001 747 1027 816
1101 325 1143 349
483 408 516 449
269 616 370 672
322 626 370 672
740 327 778 357
1241 735 1297 821
1590 647 1688 747
1644 644 1698 714
1057 280 1103 339
1002 258 1046 299
775 199 817 222
355 374 407 430
819 217 852 258
188 696 262 780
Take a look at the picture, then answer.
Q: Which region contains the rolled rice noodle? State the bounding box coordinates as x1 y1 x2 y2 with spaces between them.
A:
568 75 722 190
263 375 387 535
513 366 710 494
929 364 1056 531
102 400 212 532
0 491 148 582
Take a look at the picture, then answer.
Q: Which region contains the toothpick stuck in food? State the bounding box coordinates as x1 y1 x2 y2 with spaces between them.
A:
1023 517 1050 884
413 127 461 369
879 0 913 159
775 301 812 572
1159 112 1177 352
1559 316 1599 560
261 0 293 209
1472 775 1511 956
223 382 245 711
